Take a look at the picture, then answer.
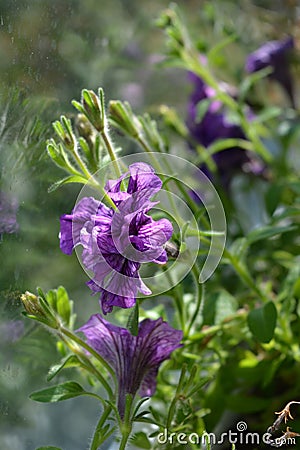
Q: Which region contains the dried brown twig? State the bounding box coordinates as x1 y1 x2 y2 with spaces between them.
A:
265 401 300 447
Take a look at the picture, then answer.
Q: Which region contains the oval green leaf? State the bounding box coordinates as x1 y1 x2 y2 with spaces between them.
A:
30 381 87 403
247 301 277 343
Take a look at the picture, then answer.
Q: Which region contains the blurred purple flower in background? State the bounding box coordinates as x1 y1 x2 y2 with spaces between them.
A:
60 163 173 314
78 315 182 418
0 192 19 234
0 320 24 343
186 72 265 184
245 37 295 107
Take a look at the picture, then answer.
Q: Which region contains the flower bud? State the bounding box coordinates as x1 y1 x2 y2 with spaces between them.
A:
21 291 59 329
109 100 139 138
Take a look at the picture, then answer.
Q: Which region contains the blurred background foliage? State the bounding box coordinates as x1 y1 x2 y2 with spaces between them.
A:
0 0 300 449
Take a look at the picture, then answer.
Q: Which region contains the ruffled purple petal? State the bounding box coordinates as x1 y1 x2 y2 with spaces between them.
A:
127 162 162 195
60 164 173 314
130 214 173 263
87 258 150 314
60 197 108 255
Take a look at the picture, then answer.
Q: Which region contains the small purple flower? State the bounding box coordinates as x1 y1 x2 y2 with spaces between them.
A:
78 315 182 418
245 37 295 106
60 163 173 314
0 192 19 234
187 73 264 184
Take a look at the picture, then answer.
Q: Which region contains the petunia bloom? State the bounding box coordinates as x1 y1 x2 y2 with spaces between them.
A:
0 192 19 234
245 37 295 107
60 163 173 314
186 72 265 184
78 315 183 418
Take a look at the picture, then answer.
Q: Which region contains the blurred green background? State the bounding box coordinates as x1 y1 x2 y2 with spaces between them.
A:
0 1 299 449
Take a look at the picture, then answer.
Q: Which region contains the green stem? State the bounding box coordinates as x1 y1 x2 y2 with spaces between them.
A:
60 326 117 382
71 140 95 180
119 395 133 450
186 264 204 336
90 405 113 450
119 431 130 450
58 333 114 399
187 309 247 343
77 356 114 400
101 128 122 179
223 248 268 301
70 139 118 211
162 266 186 333
166 365 187 428
136 135 200 214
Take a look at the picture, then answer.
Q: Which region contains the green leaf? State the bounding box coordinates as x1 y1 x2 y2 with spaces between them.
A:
195 99 211 123
207 138 253 156
207 34 237 63
47 355 82 381
214 291 238 324
271 207 300 223
239 66 273 100
48 175 88 193
288 181 300 196
36 447 62 450
247 301 277 343
57 286 71 324
37 287 46 301
46 140 67 168
265 184 283 216
30 381 88 403
46 289 57 311
228 237 248 262
78 136 93 164
130 432 151 449
127 302 139 336
278 262 300 302
93 424 117 447
246 224 296 245
202 290 238 326
252 106 281 124
186 376 211 398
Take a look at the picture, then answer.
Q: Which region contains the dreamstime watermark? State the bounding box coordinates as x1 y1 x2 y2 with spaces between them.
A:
156 421 298 447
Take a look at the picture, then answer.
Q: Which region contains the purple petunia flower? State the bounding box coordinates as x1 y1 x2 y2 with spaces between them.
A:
78 315 182 418
245 37 295 107
60 163 173 314
186 72 264 184
0 192 19 234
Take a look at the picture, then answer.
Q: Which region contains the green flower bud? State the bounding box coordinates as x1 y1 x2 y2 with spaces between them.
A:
21 291 59 329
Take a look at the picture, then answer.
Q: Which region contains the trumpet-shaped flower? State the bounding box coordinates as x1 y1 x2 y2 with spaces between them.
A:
186 72 264 184
78 315 182 417
60 163 173 314
245 37 295 106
